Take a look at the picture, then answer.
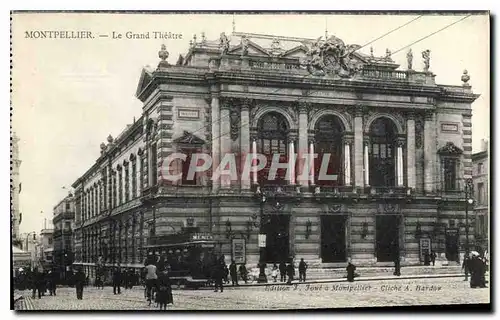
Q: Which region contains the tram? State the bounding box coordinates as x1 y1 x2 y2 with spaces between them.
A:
144 231 219 289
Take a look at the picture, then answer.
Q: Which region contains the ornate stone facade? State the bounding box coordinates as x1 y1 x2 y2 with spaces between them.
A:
72 32 479 280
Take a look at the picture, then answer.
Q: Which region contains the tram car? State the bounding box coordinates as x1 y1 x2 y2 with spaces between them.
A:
145 231 219 289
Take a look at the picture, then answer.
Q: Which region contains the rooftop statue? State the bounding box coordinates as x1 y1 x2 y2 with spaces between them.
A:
219 32 230 55
301 35 364 78
422 49 431 72
407 49 413 70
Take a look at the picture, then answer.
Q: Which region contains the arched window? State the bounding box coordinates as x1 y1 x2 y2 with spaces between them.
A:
314 115 345 186
369 118 397 187
257 112 289 185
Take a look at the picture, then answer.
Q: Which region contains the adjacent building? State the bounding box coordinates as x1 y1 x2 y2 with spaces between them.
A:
52 194 76 280
11 132 22 241
472 139 488 251
38 228 54 270
72 31 479 279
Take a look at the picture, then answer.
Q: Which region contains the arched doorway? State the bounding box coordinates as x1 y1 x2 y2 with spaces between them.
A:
256 112 289 185
369 117 398 187
314 115 345 186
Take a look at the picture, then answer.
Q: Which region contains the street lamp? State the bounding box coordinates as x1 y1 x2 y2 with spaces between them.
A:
464 178 474 258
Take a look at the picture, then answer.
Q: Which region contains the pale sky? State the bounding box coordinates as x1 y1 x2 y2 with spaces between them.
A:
11 12 489 234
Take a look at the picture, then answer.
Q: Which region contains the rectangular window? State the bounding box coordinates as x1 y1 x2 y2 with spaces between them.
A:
478 163 483 175
477 182 484 205
131 161 137 198
65 202 70 211
118 171 123 205
151 144 158 186
124 165 130 202
444 158 457 191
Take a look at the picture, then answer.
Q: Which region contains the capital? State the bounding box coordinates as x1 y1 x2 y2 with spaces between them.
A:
240 98 253 111
363 136 371 146
297 101 311 114
220 99 231 110
424 111 434 121
406 111 415 120
396 137 406 147
354 104 365 117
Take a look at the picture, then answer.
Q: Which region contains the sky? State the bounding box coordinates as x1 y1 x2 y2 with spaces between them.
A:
11 12 489 235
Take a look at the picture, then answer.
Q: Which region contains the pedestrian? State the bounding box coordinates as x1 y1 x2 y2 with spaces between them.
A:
222 264 229 284
462 253 470 281
423 252 430 266
156 268 173 310
212 260 224 293
112 267 122 295
32 269 43 299
48 270 57 296
74 268 86 300
298 258 308 283
393 254 401 276
279 261 287 282
229 260 238 286
346 259 356 282
286 262 295 285
128 269 135 289
145 260 158 305
239 264 248 284
271 264 278 282
430 251 437 266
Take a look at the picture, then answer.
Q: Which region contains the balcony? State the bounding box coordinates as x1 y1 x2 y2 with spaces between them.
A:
365 186 412 199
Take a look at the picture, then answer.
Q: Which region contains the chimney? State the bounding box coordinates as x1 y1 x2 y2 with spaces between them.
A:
481 139 488 152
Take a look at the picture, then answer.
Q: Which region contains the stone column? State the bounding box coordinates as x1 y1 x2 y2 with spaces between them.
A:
211 92 220 192
288 139 296 185
363 138 370 186
220 99 231 189
354 106 365 188
423 111 435 193
396 139 405 187
240 100 251 190
309 140 315 186
252 137 258 185
298 102 309 188
406 113 416 189
343 137 352 186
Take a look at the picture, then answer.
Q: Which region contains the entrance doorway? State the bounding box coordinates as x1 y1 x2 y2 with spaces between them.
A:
445 230 459 262
261 214 290 263
321 215 347 263
376 215 400 262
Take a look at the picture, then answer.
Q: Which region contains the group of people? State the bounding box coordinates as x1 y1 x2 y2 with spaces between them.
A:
15 268 59 299
462 251 488 289
144 256 174 310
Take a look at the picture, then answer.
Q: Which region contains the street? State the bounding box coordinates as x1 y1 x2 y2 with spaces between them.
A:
15 277 489 310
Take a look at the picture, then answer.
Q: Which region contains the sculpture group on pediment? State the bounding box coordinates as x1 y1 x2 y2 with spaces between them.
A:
301 35 364 78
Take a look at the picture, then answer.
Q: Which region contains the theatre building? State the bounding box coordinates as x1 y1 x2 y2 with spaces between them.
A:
72 31 479 278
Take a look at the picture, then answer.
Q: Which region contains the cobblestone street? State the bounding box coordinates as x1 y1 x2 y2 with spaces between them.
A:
15 276 489 310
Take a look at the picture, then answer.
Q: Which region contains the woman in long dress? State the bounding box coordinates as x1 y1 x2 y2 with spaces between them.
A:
156 268 173 310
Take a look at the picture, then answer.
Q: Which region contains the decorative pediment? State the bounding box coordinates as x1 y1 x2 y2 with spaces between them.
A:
174 131 205 145
228 39 270 57
438 142 463 155
281 45 309 58
135 68 154 98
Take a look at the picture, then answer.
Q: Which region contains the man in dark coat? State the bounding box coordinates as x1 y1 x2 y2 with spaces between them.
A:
393 253 401 276
74 268 86 300
47 270 57 296
279 261 287 282
346 260 356 282
112 267 122 295
32 269 44 299
298 258 308 283
229 260 238 286
430 251 437 266
286 262 295 285
238 264 248 284
212 261 224 293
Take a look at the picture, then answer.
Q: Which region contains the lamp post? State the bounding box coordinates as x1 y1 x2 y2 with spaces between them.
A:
464 178 474 259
